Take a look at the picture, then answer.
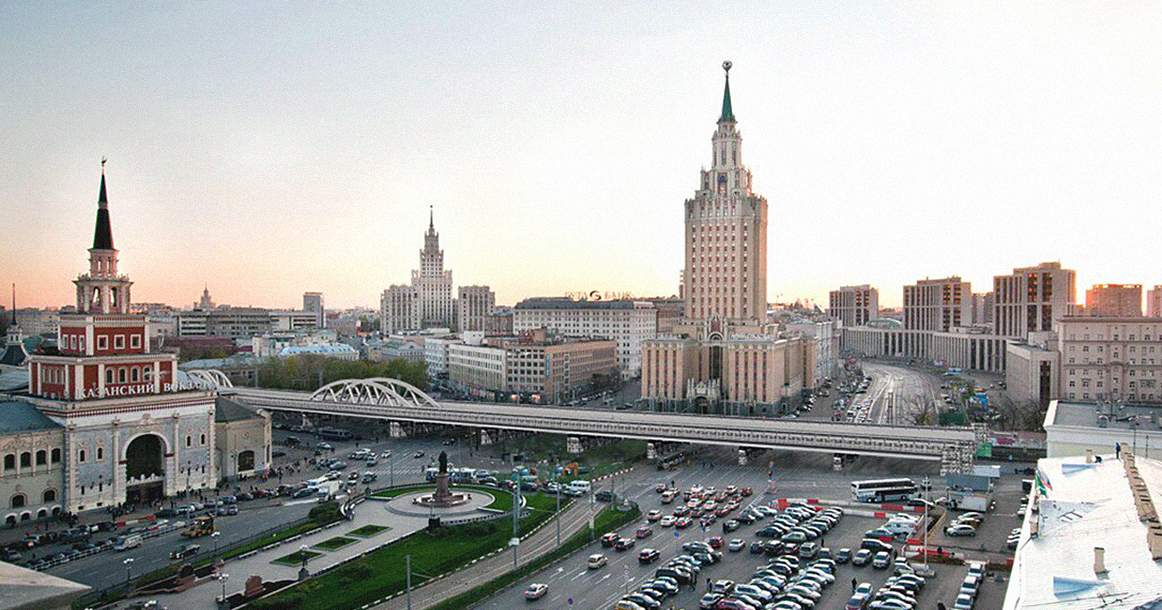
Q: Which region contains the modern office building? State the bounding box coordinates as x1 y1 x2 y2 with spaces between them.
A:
302 292 325 328
903 276 971 332
512 297 657 378
971 292 995 329
457 285 495 333
1085 284 1142 317
994 262 1077 339
828 285 879 328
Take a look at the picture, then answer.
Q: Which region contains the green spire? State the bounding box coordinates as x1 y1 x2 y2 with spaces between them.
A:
719 60 734 123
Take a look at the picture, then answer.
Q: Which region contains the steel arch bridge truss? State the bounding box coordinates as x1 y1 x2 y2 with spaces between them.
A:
309 378 440 409
187 369 233 390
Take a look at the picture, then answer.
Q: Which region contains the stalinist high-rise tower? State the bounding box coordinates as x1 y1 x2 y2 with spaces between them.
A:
683 61 768 325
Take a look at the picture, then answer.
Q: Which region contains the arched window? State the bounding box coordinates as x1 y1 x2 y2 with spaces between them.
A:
105 369 113 384
200 434 206 445
19 452 30 468
11 494 25 509
35 450 46 466
96 447 103 461
42 489 55 503
118 368 127 383
3 454 13 470
50 448 60 463
130 367 139 382
144 368 152 382
78 450 86 463
186 435 192 448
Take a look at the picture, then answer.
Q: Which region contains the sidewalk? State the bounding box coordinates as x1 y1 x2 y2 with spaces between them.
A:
372 496 604 610
105 497 433 609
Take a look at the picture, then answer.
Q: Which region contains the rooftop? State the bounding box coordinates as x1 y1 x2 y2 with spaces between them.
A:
0 400 63 434
1048 401 1162 432
1004 454 1162 609
514 298 651 310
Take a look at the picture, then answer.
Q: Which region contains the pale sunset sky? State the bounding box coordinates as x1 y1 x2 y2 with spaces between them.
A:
2 2 1159 311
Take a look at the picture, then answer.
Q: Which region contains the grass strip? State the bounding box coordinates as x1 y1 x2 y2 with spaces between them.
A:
427 504 642 610
249 494 562 610
274 549 324 565
348 524 389 537
313 536 358 551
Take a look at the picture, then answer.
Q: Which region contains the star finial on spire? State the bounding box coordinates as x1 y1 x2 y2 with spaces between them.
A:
719 60 735 123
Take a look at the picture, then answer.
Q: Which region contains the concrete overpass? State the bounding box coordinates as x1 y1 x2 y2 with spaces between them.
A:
220 378 980 472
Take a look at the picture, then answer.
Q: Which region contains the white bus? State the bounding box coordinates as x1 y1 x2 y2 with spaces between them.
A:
851 478 918 503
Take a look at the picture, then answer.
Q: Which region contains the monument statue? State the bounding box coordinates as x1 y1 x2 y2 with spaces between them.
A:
439 450 448 474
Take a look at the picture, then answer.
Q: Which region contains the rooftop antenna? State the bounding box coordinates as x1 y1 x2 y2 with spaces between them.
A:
10 283 15 324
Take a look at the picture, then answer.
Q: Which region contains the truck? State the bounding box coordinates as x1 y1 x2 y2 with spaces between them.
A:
182 515 215 538
316 480 342 502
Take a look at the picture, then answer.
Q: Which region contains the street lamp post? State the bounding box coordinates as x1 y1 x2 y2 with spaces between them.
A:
554 461 561 547
512 469 522 568
123 557 134 588
298 544 310 580
218 572 229 604
211 531 221 564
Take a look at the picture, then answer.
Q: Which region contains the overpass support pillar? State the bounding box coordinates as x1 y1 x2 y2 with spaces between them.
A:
738 448 748 466
646 443 657 460
567 437 583 455
389 421 406 439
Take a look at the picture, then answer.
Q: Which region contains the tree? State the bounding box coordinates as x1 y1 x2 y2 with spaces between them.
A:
257 355 427 392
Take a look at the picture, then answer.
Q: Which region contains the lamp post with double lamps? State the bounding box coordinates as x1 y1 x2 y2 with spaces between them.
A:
218 572 229 609
122 557 133 589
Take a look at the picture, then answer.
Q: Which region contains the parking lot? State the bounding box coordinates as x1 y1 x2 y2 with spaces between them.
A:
476 447 1019 610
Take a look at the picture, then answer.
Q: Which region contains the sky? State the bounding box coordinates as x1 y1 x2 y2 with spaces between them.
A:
2 1 1159 311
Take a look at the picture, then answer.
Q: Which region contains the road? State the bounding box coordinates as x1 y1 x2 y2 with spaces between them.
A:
862 361 944 425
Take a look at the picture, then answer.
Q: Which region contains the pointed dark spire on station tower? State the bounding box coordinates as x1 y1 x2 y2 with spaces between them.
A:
92 158 115 250
429 205 434 231
719 60 735 123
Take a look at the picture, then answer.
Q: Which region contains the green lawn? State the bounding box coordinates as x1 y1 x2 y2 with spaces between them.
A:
313 536 358 551
250 494 562 610
273 549 323 566
348 525 389 537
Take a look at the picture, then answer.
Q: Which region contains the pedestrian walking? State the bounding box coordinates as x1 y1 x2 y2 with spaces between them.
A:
852 577 857 591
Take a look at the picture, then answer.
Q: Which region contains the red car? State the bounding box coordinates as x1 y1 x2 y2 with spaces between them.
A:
675 517 692 529
708 536 725 549
635 526 654 539
740 487 753 497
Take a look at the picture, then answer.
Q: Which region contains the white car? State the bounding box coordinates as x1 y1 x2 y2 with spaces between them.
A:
525 583 548 600
945 524 977 537
659 516 676 527
728 539 746 552
588 553 607 569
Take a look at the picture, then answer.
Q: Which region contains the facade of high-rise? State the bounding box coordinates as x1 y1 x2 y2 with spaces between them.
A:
512 298 657 378
303 292 325 328
641 63 814 415
970 292 995 329
413 210 454 329
682 63 767 324
1056 317 1162 403
903 276 970 332
379 284 419 334
1149 286 1162 317
828 285 878 328
1085 284 1142 317
457 285 495 333
993 262 1077 339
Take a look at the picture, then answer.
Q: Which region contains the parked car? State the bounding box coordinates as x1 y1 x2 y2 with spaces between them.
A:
852 549 873 566
945 524 977 537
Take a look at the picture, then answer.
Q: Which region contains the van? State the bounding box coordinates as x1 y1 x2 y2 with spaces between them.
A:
568 480 592 493
114 534 142 551
883 519 917 536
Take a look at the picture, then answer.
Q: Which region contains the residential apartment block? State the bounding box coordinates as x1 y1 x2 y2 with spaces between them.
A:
512 298 657 378
993 262 1076 339
1085 284 1142 317
903 277 970 332
828 285 878 328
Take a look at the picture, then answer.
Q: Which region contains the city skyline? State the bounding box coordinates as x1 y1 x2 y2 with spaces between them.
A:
3 2 1159 311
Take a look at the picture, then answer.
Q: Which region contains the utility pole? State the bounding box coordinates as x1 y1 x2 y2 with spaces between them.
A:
406 554 412 610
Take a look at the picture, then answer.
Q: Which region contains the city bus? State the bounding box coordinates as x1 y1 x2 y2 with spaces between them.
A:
851 478 918 503
657 451 685 471
317 427 353 441
425 467 477 483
